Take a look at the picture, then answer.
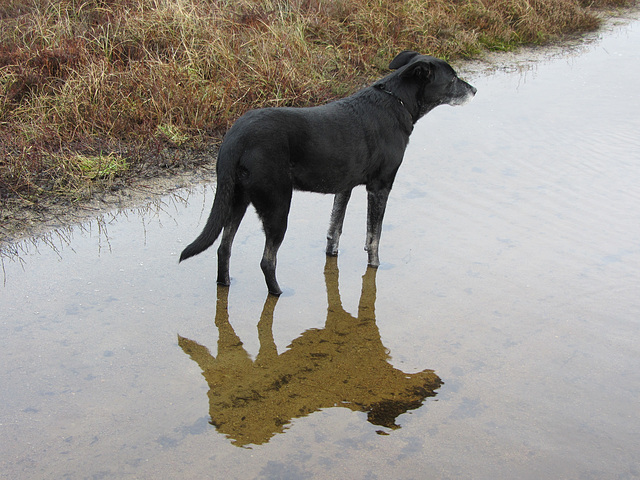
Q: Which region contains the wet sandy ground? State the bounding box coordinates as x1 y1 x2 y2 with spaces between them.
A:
2 12 640 480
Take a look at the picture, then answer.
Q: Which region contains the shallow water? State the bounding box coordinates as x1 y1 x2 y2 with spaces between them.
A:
2 15 640 480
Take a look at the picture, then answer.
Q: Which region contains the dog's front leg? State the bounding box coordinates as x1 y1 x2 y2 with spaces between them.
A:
365 188 390 267
326 190 352 256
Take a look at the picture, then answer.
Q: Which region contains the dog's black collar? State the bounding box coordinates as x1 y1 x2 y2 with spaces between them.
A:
374 83 412 119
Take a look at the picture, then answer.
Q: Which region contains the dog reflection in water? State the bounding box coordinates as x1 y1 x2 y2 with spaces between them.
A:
178 257 442 447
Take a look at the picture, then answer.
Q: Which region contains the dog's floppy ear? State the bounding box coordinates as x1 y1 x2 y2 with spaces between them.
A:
389 50 420 70
399 60 433 82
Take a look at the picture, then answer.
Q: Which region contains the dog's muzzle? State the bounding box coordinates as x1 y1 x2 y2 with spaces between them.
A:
451 79 477 106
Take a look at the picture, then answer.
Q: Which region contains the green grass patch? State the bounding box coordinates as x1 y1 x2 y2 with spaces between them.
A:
76 153 129 180
156 124 189 146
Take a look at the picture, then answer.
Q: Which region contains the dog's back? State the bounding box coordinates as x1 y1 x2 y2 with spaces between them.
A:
221 90 412 195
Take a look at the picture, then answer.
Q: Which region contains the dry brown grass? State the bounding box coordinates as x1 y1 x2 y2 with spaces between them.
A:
0 0 635 200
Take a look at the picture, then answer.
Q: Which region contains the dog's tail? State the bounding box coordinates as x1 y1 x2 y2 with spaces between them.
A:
179 168 235 263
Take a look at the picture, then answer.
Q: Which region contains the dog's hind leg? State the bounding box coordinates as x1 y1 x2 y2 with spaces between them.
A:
259 213 289 296
326 189 352 256
365 188 391 267
254 187 292 296
216 194 250 286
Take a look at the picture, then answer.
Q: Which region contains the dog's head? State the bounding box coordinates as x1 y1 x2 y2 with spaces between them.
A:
380 51 476 122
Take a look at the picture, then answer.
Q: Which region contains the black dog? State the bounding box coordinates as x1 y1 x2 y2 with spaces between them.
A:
180 51 476 295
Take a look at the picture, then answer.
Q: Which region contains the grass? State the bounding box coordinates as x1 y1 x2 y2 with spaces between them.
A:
76 153 128 180
0 0 636 202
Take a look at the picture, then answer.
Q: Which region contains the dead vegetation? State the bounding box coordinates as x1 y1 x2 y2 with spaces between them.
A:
0 0 635 204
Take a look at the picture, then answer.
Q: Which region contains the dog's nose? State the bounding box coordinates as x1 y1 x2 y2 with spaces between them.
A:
464 82 478 95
